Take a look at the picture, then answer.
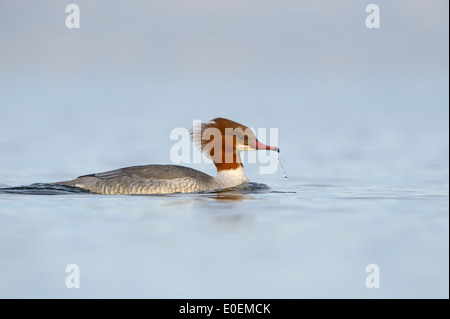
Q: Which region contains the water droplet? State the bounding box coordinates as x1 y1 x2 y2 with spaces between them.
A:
277 152 288 180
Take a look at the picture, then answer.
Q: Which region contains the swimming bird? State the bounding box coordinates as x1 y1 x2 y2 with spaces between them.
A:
53 118 279 194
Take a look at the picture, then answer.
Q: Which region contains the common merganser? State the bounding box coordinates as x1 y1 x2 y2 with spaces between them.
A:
53 118 279 194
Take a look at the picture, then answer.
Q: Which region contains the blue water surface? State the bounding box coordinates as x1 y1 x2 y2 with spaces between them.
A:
0 74 448 298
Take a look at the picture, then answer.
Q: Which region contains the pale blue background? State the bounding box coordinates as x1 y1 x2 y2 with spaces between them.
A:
0 1 448 298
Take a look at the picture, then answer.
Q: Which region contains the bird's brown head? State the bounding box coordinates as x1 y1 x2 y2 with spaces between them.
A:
192 117 279 171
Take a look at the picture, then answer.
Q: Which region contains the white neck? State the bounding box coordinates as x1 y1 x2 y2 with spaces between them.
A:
213 167 249 189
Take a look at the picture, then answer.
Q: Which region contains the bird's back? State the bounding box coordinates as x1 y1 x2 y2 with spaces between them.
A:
54 165 216 194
